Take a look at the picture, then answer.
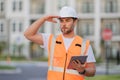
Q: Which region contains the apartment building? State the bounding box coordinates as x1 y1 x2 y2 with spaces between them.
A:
0 0 120 59
75 0 120 58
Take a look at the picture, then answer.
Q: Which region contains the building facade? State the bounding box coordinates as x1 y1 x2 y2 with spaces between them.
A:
0 0 120 59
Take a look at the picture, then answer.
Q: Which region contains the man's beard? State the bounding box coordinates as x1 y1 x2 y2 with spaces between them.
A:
61 25 74 34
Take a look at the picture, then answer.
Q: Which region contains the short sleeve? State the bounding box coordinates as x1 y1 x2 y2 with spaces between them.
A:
40 33 51 51
86 45 96 63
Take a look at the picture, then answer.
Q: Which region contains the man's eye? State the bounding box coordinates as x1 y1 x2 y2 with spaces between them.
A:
59 20 63 22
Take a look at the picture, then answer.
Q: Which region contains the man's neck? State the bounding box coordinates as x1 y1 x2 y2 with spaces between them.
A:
63 32 75 38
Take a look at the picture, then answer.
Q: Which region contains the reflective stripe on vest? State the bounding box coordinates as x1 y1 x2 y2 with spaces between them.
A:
49 35 56 70
81 39 87 56
48 66 84 77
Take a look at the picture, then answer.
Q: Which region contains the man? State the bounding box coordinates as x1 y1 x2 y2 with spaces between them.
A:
24 6 96 80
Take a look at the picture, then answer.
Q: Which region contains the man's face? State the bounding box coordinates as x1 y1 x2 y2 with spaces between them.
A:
58 17 77 34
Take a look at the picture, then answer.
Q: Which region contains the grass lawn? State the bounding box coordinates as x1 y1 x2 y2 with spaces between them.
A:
0 55 48 61
85 74 120 80
0 65 16 70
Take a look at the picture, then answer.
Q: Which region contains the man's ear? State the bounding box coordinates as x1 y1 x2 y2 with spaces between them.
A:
73 19 78 26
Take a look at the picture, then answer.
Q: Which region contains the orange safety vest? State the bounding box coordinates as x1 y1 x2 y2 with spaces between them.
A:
47 34 90 80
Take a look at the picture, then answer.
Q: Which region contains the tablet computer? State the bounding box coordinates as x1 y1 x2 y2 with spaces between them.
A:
67 56 88 69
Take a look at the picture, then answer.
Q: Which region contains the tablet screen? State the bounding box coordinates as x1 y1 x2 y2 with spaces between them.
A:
67 56 88 69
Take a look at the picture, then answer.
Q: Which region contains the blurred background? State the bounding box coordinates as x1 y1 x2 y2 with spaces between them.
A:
0 0 120 80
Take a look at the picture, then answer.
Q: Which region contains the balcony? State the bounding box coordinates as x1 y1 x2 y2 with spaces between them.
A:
101 13 120 18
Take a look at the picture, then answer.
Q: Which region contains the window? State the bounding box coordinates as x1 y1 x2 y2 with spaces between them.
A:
30 0 45 14
13 1 16 11
105 22 119 35
12 22 16 32
12 0 23 12
82 23 94 36
19 1 22 11
19 22 22 32
0 21 4 35
12 20 23 33
0 0 4 12
105 0 118 13
0 23 3 32
82 0 94 13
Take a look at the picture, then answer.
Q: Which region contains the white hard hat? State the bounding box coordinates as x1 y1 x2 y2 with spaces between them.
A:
59 6 78 18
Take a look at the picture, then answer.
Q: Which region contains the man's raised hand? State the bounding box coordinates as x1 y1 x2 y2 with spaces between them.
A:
44 15 60 23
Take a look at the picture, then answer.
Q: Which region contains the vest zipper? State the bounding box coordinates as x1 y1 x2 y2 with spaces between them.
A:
63 53 68 80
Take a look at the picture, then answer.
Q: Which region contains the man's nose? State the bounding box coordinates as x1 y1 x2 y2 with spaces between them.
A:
61 22 66 26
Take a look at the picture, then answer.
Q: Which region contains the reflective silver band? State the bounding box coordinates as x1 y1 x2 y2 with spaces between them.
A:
81 39 87 56
49 36 56 69
48 66 83 76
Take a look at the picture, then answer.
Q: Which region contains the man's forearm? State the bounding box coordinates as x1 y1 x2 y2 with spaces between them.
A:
70 60 96 77
24 17 45 37
84 68 96 77
24 15 59 45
